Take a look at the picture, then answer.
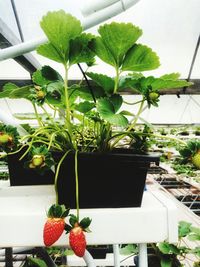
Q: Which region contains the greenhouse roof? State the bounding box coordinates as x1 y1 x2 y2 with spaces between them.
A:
0 0 199 80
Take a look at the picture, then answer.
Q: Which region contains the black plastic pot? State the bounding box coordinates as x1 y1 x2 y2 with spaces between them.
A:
7 147 159 209
7 147 55 186
87 245 112 259
55 149 159 209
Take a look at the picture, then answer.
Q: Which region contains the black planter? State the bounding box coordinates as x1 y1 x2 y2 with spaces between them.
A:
7 147 159 209
56 150 159 209
87 245 112 259
7 147 55 186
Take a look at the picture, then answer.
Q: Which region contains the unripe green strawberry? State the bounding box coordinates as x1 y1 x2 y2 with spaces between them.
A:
36 90 45 99
43 218 65 247
192 152 200 169
69 225 86 257
29 155 45 168
149 92 159 101
0 133 11 144
33 155 45 166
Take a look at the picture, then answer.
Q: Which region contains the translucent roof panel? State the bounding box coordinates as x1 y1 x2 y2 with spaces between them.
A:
0 0 199 79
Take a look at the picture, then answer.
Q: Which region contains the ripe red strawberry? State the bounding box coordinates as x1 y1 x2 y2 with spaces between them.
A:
69 224 86 257
43 204 69 247
43 217 65 246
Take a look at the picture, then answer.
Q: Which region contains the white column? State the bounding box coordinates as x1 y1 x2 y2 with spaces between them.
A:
138 243 148 267
113 244 120 267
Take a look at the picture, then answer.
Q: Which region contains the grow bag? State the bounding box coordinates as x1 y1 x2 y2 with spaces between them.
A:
56 150 159 209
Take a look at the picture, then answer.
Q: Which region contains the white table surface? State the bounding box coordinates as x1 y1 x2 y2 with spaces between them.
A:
0 185 178 247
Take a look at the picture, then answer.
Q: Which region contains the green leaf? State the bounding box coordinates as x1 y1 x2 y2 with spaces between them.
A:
90 37 116 67
190 226 200 236
97 97 128 127
9 85 33 100
178 221 192 238
41 66 63 81
32 69 50 86
160 73 180 80
158 242 171 254
148 77 193 90
98 22 142 66
160 257 172 267
69 33 95 65
37 42 64 63
86 72 114 94
120 244 138 255
191 246 200 257
0 83 19 98
75 101 95 114
188 234 200 241
168 244 180 254
45 81 64 107
122 44 160 71
73 85 105 101
27 257 48 267
120 110 134 116
109 94 123 113
40 10 82 62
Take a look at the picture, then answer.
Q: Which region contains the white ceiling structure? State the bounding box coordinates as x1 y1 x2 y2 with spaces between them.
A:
0 0 200 124
0 0 199 79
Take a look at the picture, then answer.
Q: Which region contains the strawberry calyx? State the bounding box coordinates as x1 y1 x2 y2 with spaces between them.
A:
47 204 70 219
65 214 92 234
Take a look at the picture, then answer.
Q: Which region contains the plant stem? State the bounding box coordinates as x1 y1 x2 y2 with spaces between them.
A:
32 103 43 126
149 133 187 146
128 98 145 131
123 99 143 105
54 150 71 205
40 105 57 127
114 67 119 94
75 150 79 220
63 64 72 136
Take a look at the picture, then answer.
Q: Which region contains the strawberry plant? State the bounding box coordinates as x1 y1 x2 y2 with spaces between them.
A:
0 10 193 254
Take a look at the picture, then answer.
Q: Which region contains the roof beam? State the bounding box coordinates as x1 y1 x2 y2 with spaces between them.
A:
0 17 41 74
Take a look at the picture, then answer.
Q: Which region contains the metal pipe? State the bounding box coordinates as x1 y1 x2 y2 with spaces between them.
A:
0 0 140 61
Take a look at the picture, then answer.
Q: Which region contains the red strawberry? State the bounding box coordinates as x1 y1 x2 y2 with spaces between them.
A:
43 204 69 247
69 224 86 257
43 217 65 246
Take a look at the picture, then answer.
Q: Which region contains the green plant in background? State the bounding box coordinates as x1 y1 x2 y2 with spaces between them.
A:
121 221 200 267
178 140 200 169
155 221 200 267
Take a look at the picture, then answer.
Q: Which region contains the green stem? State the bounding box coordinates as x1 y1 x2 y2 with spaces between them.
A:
32 103 43 126
123 99 143 105
40 105 57 127
149 133 187 146
128 98 145 131
54 150 71 205
114 67 119 94
63 64 72 136
75 150 79 220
